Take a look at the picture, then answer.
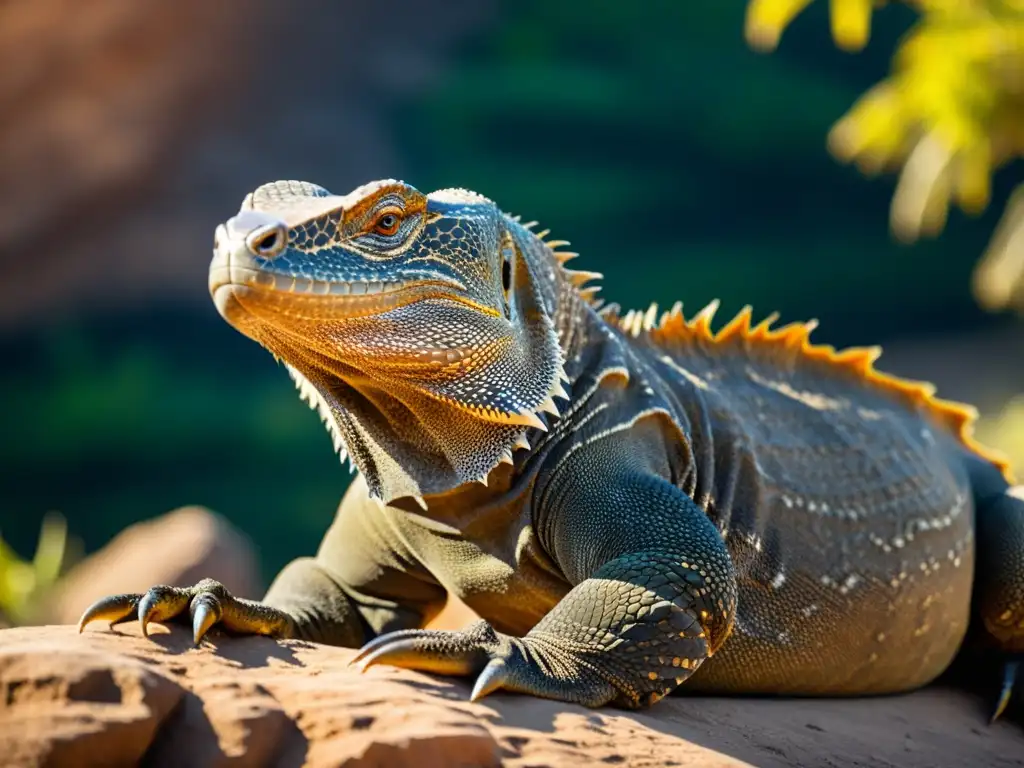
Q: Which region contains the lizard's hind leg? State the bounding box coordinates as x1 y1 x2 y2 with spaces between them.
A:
970 457 1024 721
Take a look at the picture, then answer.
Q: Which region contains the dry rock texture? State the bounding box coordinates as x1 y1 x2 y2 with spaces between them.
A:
1 625 1021 768
42 506 262 627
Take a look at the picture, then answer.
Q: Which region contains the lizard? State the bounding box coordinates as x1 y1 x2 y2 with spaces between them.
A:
79 178 1024 718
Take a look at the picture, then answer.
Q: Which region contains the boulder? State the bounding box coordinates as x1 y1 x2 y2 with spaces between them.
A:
43 506 262 627
1 624 1021 767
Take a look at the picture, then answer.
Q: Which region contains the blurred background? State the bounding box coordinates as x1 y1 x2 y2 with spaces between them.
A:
1 0 1021 624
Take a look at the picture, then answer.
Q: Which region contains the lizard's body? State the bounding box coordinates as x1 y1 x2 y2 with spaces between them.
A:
82 180 1024 714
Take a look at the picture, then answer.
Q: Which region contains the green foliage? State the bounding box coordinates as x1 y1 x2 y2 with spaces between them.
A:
747 0 1024 309
978 396 1024 476
0 513 69 626
399 0 999 337
0 320 345 586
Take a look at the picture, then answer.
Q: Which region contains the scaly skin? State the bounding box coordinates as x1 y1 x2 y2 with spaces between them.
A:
81 179 1024 717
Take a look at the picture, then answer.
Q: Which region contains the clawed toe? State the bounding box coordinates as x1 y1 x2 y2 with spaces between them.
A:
352 622 495 676
77 579 290 644
77 593 141 633
351 621 620 706
991 658 1020 723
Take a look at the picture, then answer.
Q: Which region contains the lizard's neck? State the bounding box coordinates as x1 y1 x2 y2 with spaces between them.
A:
280 222 579 507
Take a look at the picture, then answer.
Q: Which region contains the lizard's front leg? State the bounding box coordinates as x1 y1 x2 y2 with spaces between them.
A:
354 467 737 708
80 481 446 647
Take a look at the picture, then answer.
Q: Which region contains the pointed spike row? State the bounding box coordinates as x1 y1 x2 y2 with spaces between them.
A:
510 214 522 222
516 410 548 431
626 310 644 338
715 305 754 343
411 495 428 511
513 432 531 451
749 311 781 340
832 346 883 375
498 450 515 466
608 299 1014 485
597 302 621 319
768 321 812 347
554 251 579 264
642 303 659 331
538 396 560 417
535 228 551 240
688 298 721 337
545 239 571 249
552 381 570 400
521 221 538 229
565 270 603 287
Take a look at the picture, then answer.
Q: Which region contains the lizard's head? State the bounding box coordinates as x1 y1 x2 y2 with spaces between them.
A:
210 179 566 504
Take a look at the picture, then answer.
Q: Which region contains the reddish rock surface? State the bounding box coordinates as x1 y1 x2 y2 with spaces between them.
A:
1 624 1021 768
0 0 495 328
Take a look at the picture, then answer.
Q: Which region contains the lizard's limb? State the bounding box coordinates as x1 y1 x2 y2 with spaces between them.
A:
964 451 1024 721
974 483 1024 721
80 482 446 646
354 430 737 708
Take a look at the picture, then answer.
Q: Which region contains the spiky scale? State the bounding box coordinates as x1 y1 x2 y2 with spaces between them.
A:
566 270 604 287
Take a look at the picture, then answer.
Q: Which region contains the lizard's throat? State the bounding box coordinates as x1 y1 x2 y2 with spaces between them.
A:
284 363 551 505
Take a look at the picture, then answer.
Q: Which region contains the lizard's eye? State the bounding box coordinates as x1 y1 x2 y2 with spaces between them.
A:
373 212 402 236
245 223 288 259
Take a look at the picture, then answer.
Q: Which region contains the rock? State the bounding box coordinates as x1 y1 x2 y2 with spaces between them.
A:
1 625 1021 768
43 506 262 626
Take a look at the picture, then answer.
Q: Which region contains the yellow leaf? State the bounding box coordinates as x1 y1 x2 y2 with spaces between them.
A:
831 0 874 51
745 0 815 51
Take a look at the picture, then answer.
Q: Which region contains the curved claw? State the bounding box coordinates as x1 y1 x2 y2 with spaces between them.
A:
137 591 160 638
991 659 1019 723
355 633 484 676
470 658 510 701
78 594 140 633
349 629 424 667
190 596 222 645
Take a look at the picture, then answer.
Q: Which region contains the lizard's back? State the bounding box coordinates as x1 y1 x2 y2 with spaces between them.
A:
616 303 1008 694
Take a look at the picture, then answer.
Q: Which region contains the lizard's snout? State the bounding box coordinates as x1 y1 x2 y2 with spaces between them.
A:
209 211 287 322
226 210 289 260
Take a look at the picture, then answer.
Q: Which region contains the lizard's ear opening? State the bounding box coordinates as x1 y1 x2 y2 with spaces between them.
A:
501 236 514 310
408 228 566 428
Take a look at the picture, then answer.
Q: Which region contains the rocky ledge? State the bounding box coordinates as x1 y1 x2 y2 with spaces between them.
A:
0 624 1021 768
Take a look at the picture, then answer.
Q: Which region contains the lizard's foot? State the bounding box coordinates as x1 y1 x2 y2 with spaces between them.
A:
351 615 706 709
351 619 624 706
78 578 293 644
992 656 1020 723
